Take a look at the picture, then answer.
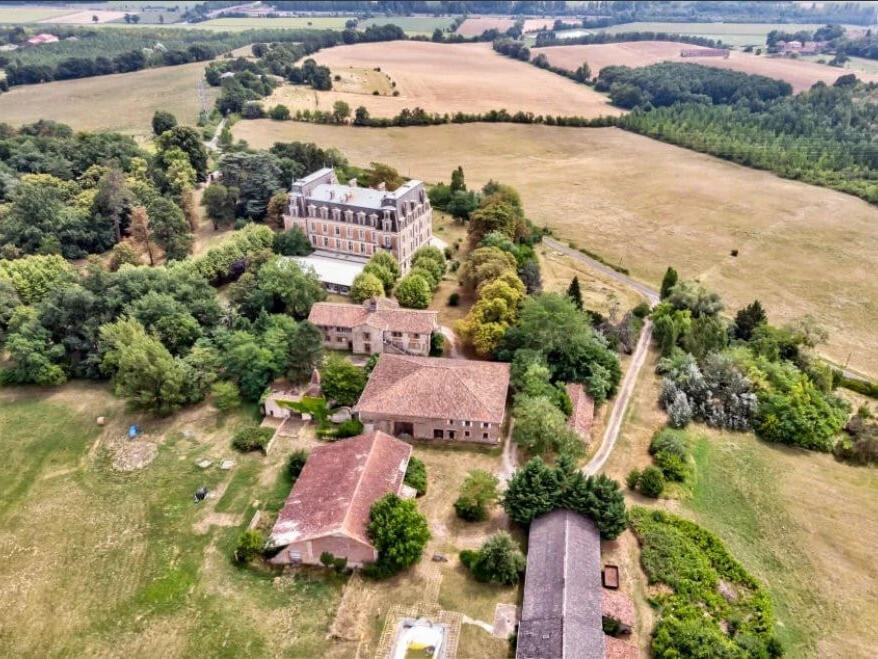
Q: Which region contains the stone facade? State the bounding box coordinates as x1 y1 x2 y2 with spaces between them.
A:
308 298 438 357
363 412 502 444
283 168 432 273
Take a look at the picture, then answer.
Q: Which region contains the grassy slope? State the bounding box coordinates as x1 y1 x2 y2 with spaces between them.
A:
603 353 878 657
0 61 217 141
0 385 343 657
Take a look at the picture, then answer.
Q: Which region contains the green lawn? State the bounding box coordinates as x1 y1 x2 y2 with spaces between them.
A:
0 385 344 657
684 431 878 657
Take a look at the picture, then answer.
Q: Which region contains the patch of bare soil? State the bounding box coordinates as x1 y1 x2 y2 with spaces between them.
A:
111 440 158 472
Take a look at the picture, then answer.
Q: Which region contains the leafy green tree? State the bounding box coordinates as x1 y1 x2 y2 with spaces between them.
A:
235 529 265 563
354 105 371 125
320 353 367 406
460 532 526 585
108 242 141 271
211 380 241 412
454 469 499 521
450 165 466 192
332 100 351 123
567 276 583 309
201 183 238 230
574 60 591 82
666 280 724 317
513 394 582 457
269 104 290 120
469 198 518 240
155 125 208 180
350 272 385 303
395 274 432 309
366 493 430 577
243 257 325 319
659 266 678 300
99 316 187 415
0 254 74 304
273 226 312 256
445 190 480 220
219 151 284 219
147 197 192 261
734 300 767 341
680 314 728 362
152 111 177 136
0 306 67 386
222 332 280 401
366 162 404 191
502 457 559 525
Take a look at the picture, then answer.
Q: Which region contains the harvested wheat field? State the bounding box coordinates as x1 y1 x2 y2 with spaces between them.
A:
454 16 515 36
532 40 878 92
0 61 215 140
43 9 127 23
268 41 621 118
234 120 878 378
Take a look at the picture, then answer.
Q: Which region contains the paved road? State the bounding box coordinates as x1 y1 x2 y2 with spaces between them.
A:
543 237 659 304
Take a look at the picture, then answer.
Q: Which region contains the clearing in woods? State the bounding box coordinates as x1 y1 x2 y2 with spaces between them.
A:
262 41 621 118
232 120 878 378
602 353 878 657
532 40 878 93
0 61 217 140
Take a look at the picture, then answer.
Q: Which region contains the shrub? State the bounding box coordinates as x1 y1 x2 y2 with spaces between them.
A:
430 332 445 357
320 354 367 406
461 532 526 585
287 449 308 483
404 456 427 496
447 292 460 306
350 271 384 303
331 418 364 438
632 301 651 318
232 426 274 452
626 468 641 490
211 380 241 412
234 529 264 563
454 469 499 522
269 104 290 120
649 428 692 482
638 465 665 498
395 273 431 309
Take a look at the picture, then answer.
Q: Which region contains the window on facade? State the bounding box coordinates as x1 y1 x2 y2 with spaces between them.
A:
464 431 470 438
463 420 472 427
391 331 402 337
433 429 444 439
334 226 340 236
322 237 328 246
482 422 490 428
449 430 455 439
483 432 489 439
448 419 453 425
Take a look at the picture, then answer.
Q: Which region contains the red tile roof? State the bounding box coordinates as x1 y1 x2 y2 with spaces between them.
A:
566 383 595 441
604 636 637 659
268 430 411 548
354 354 510 424
308 298 438 334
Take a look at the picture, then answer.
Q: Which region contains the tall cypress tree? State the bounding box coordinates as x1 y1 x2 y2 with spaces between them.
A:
660 266 678 299
450 165 466 192
566 276 583 309
734 300 767 341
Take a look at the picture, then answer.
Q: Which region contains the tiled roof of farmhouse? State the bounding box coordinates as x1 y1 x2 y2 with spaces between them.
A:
267 430 411 548
565 382 595 440
308 298 438 335
604 636 638 659
354 354 510 424
517 509 605 659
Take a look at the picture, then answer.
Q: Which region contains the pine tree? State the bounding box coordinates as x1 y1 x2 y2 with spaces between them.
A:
734 300 767 341
660 266 678 299
566 276 583 309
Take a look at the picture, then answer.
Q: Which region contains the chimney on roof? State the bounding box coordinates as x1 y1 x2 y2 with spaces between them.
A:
376 181 386 192
349 178 357 187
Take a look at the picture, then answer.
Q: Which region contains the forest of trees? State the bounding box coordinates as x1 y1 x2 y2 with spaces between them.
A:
618 77 878 205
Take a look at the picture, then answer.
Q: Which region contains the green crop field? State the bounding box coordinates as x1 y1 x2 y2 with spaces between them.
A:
0 385 345 656
360 15 456 35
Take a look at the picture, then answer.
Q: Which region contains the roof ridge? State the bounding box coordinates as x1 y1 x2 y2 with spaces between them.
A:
339 432 380 541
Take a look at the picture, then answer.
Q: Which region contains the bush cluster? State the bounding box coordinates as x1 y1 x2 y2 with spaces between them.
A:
232 426 274 452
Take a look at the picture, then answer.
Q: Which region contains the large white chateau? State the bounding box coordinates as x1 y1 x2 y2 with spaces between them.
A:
283 168 433 274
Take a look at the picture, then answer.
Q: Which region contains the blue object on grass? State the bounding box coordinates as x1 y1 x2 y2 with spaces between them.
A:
128 424 140 439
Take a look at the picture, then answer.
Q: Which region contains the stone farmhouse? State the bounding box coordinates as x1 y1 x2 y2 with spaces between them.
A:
283 168 432 274
308 298 438 356
354 354 510 444
267 430 412 567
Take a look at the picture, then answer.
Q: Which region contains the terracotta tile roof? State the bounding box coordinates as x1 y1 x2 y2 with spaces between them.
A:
308 299 438 335
267 430 411 549
517 509 605 659
602 589 636 627
566 383 595 441
354 354 510 424
604 636 638 659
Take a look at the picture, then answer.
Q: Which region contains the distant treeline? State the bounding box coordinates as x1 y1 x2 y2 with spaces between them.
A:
283 105 619 128
594 62 792 109
616 71 878 206
533 30 725 49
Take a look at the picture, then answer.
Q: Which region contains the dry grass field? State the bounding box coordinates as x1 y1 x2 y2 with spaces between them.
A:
0 61 215 141
233 121 878 378
601 21 834 47
265 41 621 118
454 16 564 36
0 5 71 22
533 40 878 92
603 358 878 656
43 9 127 23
